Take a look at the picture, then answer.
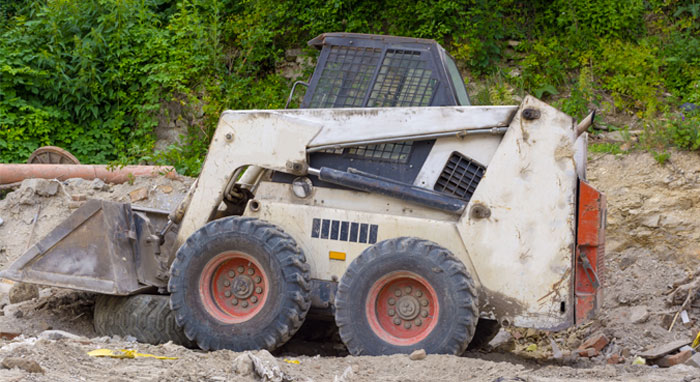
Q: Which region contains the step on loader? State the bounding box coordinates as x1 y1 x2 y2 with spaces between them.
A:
1 33 605 355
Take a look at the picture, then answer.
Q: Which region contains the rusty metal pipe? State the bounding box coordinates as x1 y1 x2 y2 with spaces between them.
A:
0 164 178 185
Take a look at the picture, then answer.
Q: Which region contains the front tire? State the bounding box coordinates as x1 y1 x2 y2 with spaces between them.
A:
335 237 478 355
168 217 311 351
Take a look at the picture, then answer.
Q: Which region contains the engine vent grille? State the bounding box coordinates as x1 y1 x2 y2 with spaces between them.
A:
434 152 485 201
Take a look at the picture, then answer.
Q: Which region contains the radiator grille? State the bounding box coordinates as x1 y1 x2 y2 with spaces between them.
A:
434 153 485 201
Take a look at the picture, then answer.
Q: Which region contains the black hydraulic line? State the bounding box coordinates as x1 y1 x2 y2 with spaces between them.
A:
316 167 466 214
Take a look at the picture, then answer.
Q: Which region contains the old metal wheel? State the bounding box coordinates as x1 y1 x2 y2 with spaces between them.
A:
168 216 311 351
27 146 80 164
366 272 439 346
335 237 478 355
198 251 270 324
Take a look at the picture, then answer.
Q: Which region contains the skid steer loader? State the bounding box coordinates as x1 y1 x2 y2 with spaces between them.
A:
1 33 605 355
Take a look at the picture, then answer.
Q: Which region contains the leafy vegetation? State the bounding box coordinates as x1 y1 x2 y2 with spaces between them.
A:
1 0 699 175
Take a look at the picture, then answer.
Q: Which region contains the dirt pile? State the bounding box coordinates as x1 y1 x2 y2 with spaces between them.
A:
0 175 194 269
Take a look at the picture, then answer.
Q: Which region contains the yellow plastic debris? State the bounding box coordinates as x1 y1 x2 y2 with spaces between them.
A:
632 356 646 365
283 358 300 365
87 349 177 360
525 344 537 352
692 330 700 350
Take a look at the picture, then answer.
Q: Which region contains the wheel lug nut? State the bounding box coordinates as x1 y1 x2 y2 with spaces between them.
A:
255 287 262 294
404 286 412 294
404 322 412 329
421 310 428 318
394 290 401 297
228 271 235 278
415 290 422 297
223 280 230 287
420 299 428 307
251 296 258 303
388 298 396 305
393 318 401 325
232 299 238 305
254 276 262 283
242 301 249 308
224 290 231 297
247 268 255 275
414 319 422 326
237 266 244 273
388 308 395 316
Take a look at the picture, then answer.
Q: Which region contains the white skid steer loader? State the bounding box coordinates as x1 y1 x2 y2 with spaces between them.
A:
1 33 605 355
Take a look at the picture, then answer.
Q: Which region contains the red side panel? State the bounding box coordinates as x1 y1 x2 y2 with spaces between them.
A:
575 180 606 324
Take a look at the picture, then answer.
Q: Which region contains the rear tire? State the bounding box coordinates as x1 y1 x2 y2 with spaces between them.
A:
94 294 194 347
168 217 311 351
335 237 478 355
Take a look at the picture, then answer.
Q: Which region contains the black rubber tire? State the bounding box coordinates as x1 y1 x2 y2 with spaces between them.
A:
168 216 311 351
335 237 478 355
94 294 194 347
466 318 501 350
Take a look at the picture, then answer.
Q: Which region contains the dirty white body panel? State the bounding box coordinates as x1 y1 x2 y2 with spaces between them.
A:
179 96 582 330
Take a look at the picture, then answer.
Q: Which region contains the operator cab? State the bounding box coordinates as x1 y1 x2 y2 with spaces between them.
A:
279 33 475 195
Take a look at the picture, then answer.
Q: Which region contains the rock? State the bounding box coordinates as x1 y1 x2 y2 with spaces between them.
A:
1 357 44 373
549 338 562 359
233 353 254 376
20 178 59 197
250 350 286 382
628 306 649 324
9 283 39 304
68 201 83 209
578 347 599 357
606 353 622 364
657 350 692 368
129 188 148 202
71 193 87 201
38 330 86 341
601 131 625 142
577 333 609 354
158 185 173 194
507 40 520 47
686 352 700 368
91 178 107 191
525 328 538 338
409 349 427 360
639 339 691 359
490 329 515 351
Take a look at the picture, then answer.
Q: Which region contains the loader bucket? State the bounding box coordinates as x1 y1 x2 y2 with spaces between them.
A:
1 199 150 295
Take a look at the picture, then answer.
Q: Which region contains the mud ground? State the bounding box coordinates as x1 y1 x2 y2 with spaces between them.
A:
0 150 699 381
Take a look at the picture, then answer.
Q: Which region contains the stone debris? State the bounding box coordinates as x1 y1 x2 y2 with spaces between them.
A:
129 187 149 202
249 349 289 382
158 184 173 194
91 178 107 191
38 330 87 341
686 352 700 368
70 193 87 202
21 179 59 197
1 357 44 373
656 349 692 367
627 306 649 324
577 333 609 357
639 339 691 359
409 349 427 360
233 352 254 376
8 283 39 304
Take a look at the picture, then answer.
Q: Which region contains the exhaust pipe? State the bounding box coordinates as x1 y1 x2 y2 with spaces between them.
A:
0 164 178 185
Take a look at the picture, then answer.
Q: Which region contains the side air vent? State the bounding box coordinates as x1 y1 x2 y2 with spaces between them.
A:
434 152 486 202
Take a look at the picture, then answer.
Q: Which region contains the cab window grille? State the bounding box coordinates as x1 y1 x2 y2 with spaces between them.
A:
367 49 436 107
434 152 485 201
309 46 381 108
